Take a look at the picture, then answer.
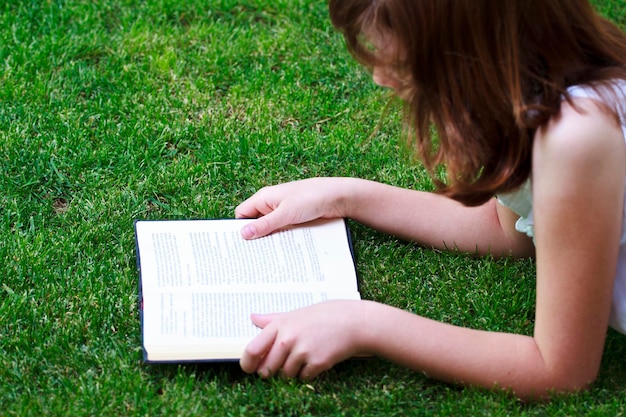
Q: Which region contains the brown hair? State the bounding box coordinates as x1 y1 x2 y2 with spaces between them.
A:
329 0 626 205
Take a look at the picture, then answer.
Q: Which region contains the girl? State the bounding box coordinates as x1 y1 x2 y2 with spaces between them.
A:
235 0 626 400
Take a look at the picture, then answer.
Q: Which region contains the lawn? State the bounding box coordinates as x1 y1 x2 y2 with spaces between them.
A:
2 0 626 415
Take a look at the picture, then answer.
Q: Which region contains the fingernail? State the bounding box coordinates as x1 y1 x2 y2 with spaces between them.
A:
241 224 256 239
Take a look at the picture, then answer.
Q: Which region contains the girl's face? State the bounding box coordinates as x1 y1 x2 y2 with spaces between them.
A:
367 31 412 98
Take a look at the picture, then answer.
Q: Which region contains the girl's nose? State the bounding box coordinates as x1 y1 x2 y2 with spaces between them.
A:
372 66 401 90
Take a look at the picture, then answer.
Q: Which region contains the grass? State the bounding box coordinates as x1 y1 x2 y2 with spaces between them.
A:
1 0 626 415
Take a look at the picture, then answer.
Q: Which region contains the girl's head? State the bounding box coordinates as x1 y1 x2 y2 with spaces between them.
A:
329 0 626 205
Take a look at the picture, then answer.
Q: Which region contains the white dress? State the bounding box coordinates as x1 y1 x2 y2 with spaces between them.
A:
497 80 626 334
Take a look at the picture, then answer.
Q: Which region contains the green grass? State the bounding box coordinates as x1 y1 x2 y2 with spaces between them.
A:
1 0 626 415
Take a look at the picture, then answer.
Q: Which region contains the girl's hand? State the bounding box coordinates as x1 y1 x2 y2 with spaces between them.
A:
234 178 351 239
239 300 368 380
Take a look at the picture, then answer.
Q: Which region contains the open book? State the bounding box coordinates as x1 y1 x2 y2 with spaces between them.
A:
134 218 360 363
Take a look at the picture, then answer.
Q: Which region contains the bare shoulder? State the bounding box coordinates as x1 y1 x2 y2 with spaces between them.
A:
532 97 625 225
533 98 625 173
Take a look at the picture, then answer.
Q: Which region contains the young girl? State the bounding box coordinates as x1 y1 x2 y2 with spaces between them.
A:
235 0 626 400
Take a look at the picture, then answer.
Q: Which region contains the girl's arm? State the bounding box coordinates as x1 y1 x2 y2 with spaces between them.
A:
240 99 625 400
367 99 625 399
340 179 535 257
236 178 534 258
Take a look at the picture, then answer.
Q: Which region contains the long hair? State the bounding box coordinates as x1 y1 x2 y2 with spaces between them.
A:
329 0 626 206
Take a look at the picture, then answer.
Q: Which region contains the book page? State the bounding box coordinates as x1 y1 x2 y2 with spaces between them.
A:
142 289 360 361
135 218 358 293
135 218 360 361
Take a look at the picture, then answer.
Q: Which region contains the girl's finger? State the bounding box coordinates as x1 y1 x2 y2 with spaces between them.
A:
239 327 277 374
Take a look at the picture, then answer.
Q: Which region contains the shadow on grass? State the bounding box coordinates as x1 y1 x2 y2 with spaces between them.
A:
139 343 626 416
150 356 432 388
597 329 626 390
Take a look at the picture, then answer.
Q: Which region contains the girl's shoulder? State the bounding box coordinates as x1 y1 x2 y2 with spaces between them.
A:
534 81 626 162
565 80 626 140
